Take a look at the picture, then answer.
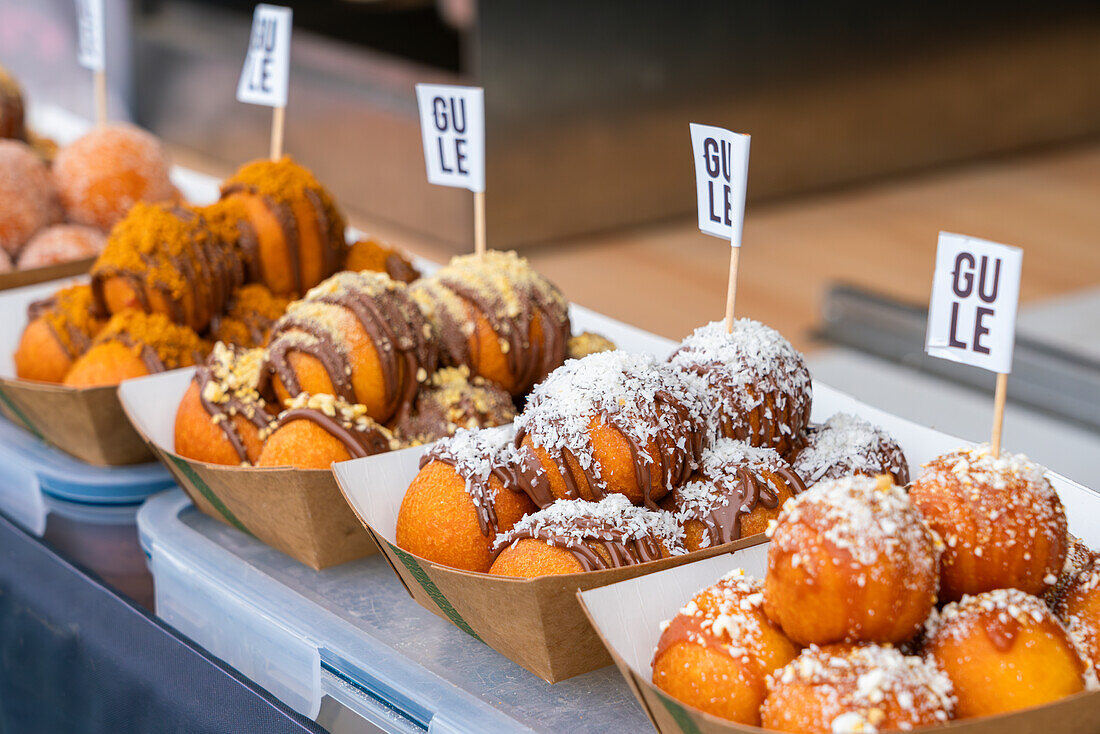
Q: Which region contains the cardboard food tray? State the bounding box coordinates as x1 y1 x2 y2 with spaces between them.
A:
577 425 1100 733
330 379 955 683
0 277 158 465
118 305 678 572
0 257 97 292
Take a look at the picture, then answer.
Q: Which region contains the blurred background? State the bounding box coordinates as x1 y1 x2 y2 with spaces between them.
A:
1 0 1098 482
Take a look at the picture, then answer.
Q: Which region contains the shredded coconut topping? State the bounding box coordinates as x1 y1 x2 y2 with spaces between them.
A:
767 644 956 730
426 427 518 508
672 439 793 529
793 413 909 486
655 570 772 662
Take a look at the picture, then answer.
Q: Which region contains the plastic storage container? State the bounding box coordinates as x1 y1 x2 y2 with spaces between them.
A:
137 490 653 733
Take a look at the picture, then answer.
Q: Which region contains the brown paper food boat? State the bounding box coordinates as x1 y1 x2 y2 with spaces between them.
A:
579 478 1100 734
0 277 156 465
118 368 376 570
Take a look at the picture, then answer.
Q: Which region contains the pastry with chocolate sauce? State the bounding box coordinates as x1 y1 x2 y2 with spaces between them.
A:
17 224 106 269
91 202 252 333
255 392 398 469
209 283 290 349
669 319 811 458
345 237 419 284
0 139 62 256
761 643 956 732
409 250 570 396
764 475 941 646
791 412 909 487
63 311 207 388
924 588 1088 717
0 65 25 141
14 284 104 383
174 343 272 465
652 569 797 725
1057 557 1100 669
53 123 176 231
392 366 515 445
219 157 346 297
263 270 436 424
566 331 616 360
1045 535 1096 610
489 494 685 577
511 351 705 510
662 439 805 551
909 444 1068 602
396 427 535 572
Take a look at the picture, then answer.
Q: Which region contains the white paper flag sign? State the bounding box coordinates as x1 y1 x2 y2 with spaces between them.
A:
236 4 293 108
74 0 105 71
925 232 1023 374
415 84 485 193
689 123 750 245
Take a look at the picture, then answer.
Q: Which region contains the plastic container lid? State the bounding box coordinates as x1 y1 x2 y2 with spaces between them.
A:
137 490 652 733
0 415 175 505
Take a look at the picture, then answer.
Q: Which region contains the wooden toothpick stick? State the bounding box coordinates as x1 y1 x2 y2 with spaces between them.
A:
474 190 486 257
93 69 107 127
990 372 1008 454
270 105 286 161
725 244 740 333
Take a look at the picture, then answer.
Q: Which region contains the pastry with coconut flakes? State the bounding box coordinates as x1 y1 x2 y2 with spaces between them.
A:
925 588 1089 718
669 318 812 458
174 343 273 466
511 350 707 510
255 392 398 469
409 249 570 396
909 444 1068 602
489 494 685 576
396 427 535 573
764 475 942 646
1057 557 1100 670
262 270 437 425
761 643 956 733
791 412 909 487
661 438 805 550
652 569 797 725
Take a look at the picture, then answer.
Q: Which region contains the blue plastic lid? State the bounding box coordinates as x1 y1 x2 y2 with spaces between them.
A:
0 415 175 505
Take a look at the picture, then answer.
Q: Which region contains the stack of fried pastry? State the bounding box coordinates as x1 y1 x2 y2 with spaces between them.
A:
652 446 1098 731
395 320 912 578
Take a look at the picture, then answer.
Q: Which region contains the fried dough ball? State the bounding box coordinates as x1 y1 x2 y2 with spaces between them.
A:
409 250 570 396
174 344 272 466
396 428 535 572
91 202 252 333
566 331 616 360
1058 558 1100 668
510 351 705 510
764 475 941 646
220 157 346 297
208 284 290 349
63 311 207 388
661 439 804 551
669 319 812 458
392 366 515 445
1045 535 1096 610
489 494 684 577
652 569 797 725
14 284 104 383
263 271 436 424
791 412 909 487
0 139 61 255
255 392 398 469
925 588 1088 718
761 643 956 733
0 65 25 141
17 224 105 269
53 123 174 231
910 444 1068 602
345 237 419 283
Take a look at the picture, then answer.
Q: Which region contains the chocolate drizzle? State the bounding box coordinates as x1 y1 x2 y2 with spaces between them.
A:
262 272 436 423
494 518 665 571
271 407 393 459
411 251 571 396
27 294 95 359
193 347 272 463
